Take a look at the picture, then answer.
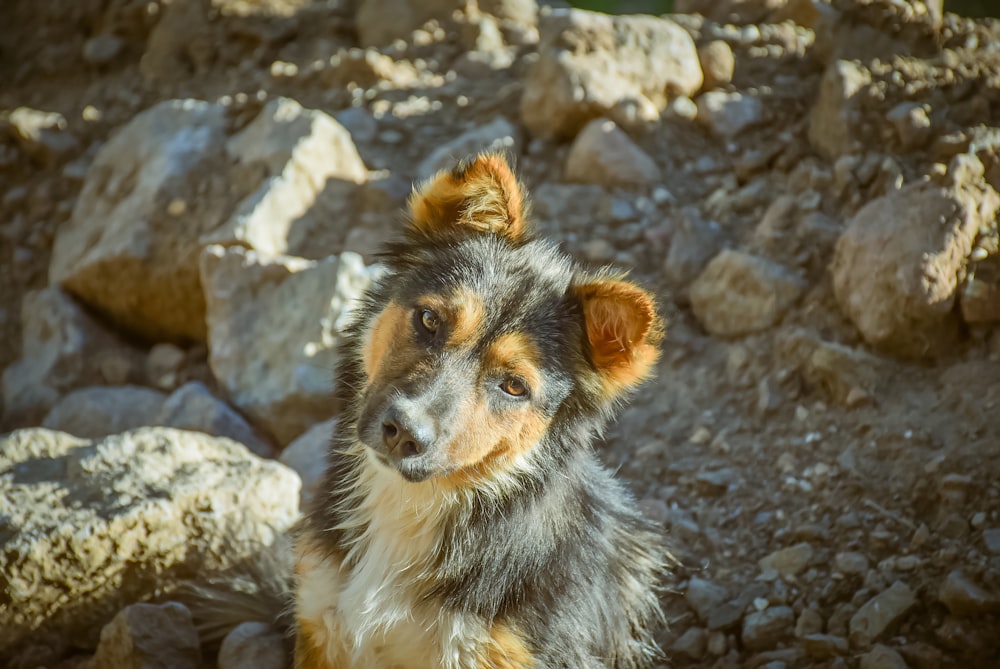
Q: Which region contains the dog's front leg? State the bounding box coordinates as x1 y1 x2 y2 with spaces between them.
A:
293 621 351 669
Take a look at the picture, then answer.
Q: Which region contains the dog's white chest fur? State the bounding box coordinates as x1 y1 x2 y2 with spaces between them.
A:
296 454 489 669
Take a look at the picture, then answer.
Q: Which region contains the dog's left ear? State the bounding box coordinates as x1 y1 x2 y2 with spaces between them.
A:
408 153 526 241
575 279 662 396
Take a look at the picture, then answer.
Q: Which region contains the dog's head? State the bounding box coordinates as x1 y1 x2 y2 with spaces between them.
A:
351 154 662 485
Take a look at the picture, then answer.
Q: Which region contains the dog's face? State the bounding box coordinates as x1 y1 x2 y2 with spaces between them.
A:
353 155 662 485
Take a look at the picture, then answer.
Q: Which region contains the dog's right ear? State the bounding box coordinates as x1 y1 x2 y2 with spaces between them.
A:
574 278 663 399
407 153 527 242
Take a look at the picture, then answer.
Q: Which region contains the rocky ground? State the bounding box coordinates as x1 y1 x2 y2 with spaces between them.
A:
2 0 1000 667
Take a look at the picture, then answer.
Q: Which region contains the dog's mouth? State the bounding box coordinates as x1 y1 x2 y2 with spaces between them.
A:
366 443 438 483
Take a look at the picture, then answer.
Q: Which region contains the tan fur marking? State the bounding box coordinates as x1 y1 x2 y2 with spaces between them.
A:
408 153 526 241
441 332 549 488
575 280 663 397
295 617 339 669
448 287 486 346
479 623 536 669
416 289 486 348
484 332 543 393
363 303 409 383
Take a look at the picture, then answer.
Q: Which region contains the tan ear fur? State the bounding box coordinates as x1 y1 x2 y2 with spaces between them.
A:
575 279 663 396
407 153 526 241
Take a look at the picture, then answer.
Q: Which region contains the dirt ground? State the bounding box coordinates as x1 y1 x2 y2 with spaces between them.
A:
2 0 1000 667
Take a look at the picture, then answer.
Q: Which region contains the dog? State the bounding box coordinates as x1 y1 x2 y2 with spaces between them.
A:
290 153 667 669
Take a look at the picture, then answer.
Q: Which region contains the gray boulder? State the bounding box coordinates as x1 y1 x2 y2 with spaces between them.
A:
201 246 378 446
41 386 168 438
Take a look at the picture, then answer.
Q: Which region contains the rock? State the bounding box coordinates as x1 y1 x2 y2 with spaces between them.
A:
937 569 1000 617
140 0 212 81
759 542 813 578
454 15 517 75
834 551 870 576
147 343 186 391
663 210 724 296
676 0 788 22
334 107 378 144
707 601 745 631
706 630 727 656
689 250 806 337
479 0 539 43
777 329 886 406
803 634 849 659
318 48 419 89
0 428 299 654
416 117 519 179
898 641 945 669
2 287 143 427
564 119 660 187
887 102 932 152
280 418 336 507
355 0 457 46
208 97 369 256
686 577 730 623
860 644 909 669
530 183 609 235
41 386 168 439
218 621 287 669
200 246 377 446
48 99 229 342
50 98 367 343
90 602 200 669
742 605 795 651
697 91 767 139
698 40 735 90
983 528 1000 554
159 381 276 458
960 254 1000 324
849 581 918 647
82 34 124 66
521 9 702 139
808 60 872 160
671 627 708 660
831 173 1000 357
4 107 80 166
795 608 824 638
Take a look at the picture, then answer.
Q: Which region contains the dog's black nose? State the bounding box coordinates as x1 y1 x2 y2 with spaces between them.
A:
382 417 424 458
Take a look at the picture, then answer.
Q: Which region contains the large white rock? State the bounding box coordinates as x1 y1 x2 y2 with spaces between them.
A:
0 427 300 657
49 99 230 342
205 97 369 256
49 98 368 342
521 9 702 139
201 245 378 446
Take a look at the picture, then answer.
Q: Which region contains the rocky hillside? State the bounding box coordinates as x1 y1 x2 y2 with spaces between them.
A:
2 0 1000 667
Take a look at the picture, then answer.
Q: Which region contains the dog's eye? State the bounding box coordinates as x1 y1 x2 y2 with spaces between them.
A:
500 377 528 397
418 309 439 334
